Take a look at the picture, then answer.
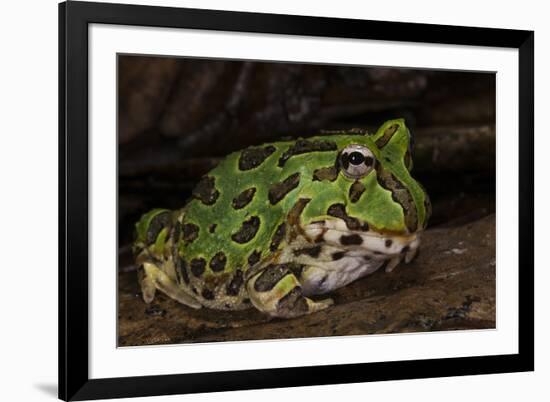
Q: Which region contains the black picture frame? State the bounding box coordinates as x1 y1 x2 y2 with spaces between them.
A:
59 1 534 400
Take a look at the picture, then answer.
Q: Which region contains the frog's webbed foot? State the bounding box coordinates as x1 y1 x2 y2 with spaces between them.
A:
247 263 334 318
139 262 202 309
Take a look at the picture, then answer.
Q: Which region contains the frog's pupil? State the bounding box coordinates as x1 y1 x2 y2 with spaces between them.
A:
349 152 365 165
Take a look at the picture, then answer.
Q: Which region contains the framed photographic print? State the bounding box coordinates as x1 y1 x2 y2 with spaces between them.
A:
59 1 534 400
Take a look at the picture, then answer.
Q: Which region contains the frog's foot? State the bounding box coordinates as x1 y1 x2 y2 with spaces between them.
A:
384 245 418 272
139 261 202 309
247 263 334 318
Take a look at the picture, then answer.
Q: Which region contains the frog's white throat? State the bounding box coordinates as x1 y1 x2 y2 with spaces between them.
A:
282 219 420 296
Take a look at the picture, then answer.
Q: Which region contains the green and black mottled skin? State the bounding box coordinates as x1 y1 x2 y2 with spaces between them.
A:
133 119 431 318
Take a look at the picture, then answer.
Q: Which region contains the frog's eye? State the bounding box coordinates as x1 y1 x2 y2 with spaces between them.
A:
339 145 375 179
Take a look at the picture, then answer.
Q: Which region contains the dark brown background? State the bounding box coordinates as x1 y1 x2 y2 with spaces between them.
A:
117 55 496 345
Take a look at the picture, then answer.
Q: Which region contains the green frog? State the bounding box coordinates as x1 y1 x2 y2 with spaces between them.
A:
133 119 431 318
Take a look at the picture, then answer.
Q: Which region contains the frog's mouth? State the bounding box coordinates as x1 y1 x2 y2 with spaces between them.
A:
302 218 420 272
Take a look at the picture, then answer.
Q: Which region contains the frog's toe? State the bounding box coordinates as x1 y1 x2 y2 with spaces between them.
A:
404 246 418 263
385 246 418 272
384 257 401 272
247 263 334 318
307 297 334 313
138 264 156 303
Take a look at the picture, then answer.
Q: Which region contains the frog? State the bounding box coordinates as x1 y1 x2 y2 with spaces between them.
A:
133 119 431 319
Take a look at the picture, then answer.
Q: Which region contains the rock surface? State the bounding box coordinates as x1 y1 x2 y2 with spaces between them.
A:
118 214 495 346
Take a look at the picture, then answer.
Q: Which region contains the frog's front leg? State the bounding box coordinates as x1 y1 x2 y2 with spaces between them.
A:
247 263 334 318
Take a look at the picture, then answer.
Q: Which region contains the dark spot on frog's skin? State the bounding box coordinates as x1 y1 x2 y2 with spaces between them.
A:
340 234 363 245
287 198 312 241
268 172 301 205
278 139 338 167
231 216 261 244
375 124 399 148
145 212 171 245
314 231 326 243
248 250 261 267
201 288 215 300
277 287 308 315
209 251 227 272
331 251 345 261
385 157 392 163
404 150 412 170
192 176 220 205
340 152 349 170
232 187 256 210
254 264 291 292
208 223 217 233
312 166 338 182
226 269 244 296
270 223 287 252
364 156 374 167
288 263 305 278
175 255 190 284
401 245 410 254
171 221 181 243
243 298 251 304
293 245 322 258
376 165 418 233
349 181 366 203
182 223 199 243
190 258 206 277
288 198 311 226
327 203 369 231
238 145 276 171
191 286 198 294
385 239 393 248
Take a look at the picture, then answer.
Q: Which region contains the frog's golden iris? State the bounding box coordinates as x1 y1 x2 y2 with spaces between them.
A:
133 119 431 318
